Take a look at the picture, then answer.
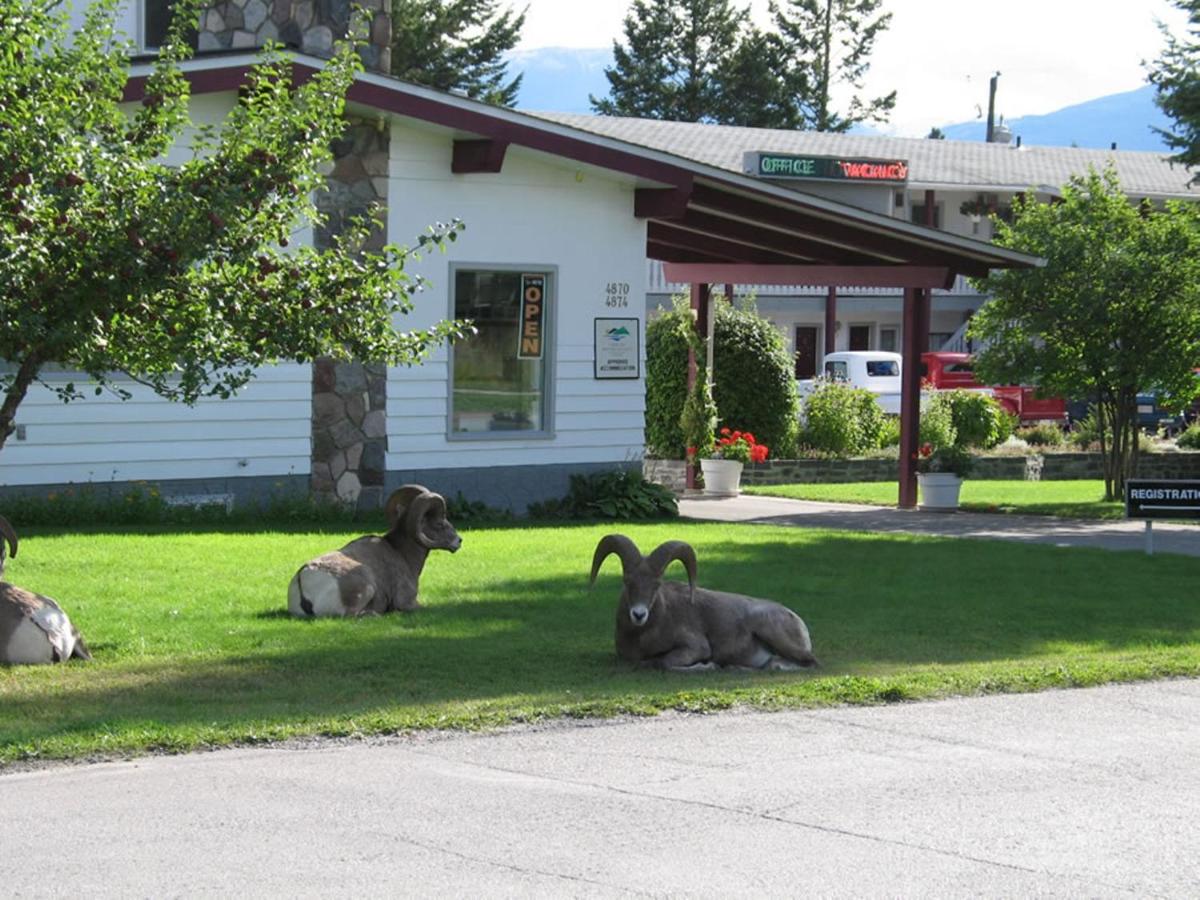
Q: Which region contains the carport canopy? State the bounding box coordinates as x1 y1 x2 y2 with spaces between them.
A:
637 177 1042 508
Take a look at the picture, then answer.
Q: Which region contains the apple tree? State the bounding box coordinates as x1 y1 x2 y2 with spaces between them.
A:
0 0 467 452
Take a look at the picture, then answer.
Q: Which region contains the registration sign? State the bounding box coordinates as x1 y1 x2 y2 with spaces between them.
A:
1125 479 1200 520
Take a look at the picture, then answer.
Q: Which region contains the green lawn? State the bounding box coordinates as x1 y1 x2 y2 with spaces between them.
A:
2 520 1198 764
746 479 1129 519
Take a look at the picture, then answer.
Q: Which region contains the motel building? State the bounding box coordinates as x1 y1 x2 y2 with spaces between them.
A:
528 118 1200 375
3 2 1088 511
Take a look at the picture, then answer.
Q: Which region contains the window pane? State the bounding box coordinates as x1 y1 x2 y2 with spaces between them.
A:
452 270 547 434
866 360 898 377
879 328 897 352
144 0 197 50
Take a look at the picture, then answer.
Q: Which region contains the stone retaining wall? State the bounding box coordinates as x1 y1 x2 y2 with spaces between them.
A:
645 452 1200 491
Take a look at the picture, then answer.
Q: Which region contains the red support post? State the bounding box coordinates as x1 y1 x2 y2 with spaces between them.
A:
898 287 921 509
685 282 710 490
825 287 837 355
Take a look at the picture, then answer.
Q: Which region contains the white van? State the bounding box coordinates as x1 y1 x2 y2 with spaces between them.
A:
797 351 904 415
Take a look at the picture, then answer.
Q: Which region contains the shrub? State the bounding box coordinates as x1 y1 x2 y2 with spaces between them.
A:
527 470 678 520
935 390 1010 448
711 299 799 457
645 297 798 459
445 492 514 524
878 416 901 448
1177 422 1200 450
801 380 886 456
644 305 693 458
1016 423 1066 446
914 442 974 477
918 396 957 449
679 364 717 463
0 483 362 527
1069 405 1102 448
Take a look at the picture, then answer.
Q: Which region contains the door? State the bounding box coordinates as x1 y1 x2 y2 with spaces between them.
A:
794 327 818 378
849 325 871 351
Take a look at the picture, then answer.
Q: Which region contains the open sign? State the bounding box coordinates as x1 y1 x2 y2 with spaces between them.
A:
518 274 545 359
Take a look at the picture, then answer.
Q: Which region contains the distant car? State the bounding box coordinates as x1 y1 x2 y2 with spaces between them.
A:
1136 393 1188 435
797 351 903 415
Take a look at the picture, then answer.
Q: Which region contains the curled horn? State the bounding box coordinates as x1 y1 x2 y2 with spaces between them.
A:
645 540 697 603
0 514 17 575
589 534 643 587
404 489 446 549
384 485 427 530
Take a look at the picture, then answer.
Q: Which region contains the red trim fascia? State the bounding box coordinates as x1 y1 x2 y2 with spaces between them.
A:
126 60 693 188
343 73 693 189
662 263 955 289
123 65 253 101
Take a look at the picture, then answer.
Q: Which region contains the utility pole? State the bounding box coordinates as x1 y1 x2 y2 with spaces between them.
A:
985 71 1001 142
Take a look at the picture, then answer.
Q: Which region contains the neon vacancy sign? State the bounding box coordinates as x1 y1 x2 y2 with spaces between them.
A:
744 151 910 184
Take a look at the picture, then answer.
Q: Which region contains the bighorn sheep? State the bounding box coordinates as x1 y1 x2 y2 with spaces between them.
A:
287 485 461 617
590 534 817 672
0 516 92 665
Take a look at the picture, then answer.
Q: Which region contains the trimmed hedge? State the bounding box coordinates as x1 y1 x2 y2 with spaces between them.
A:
645 299 799 459
645 307 693 458
712 301 800 457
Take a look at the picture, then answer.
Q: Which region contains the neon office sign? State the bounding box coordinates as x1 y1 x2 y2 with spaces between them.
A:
744 151 910 184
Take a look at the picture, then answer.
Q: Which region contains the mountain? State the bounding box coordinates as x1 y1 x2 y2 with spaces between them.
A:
937 85 1172 152
507 47 612 115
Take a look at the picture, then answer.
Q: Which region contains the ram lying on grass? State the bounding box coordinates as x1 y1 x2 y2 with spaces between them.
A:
288 485 461 618
590 533 817 672
0 515 92 665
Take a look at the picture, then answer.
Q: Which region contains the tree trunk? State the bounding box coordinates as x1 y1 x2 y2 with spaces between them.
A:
816 0 833 131
1100 394 1137 502
0 354 42 454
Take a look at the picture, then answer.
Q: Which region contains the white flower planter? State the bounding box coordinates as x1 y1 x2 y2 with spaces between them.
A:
700 458 744 497
918 473 963 510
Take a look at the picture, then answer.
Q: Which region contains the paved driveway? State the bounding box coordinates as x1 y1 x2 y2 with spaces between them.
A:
681 493 1200 556
3 679 1199 897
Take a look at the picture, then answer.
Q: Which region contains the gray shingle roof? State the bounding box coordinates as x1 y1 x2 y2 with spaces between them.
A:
531 113 1200 200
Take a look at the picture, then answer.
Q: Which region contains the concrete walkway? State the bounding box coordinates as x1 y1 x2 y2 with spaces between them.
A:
2 679 1199 896
681 493 1200 556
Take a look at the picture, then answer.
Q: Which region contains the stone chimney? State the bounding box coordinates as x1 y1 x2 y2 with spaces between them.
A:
197 0 391 74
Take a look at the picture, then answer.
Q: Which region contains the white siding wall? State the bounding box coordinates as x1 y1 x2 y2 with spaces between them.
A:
0 90 313 490
1 365 312 486
385 124 647 471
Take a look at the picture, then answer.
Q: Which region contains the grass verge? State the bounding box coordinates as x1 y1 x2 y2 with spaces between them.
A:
2 520 1197 764
745 479 1130 519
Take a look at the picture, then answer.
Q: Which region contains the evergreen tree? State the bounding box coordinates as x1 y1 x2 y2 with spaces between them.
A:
714 28 796 127
391 0 525 107
590 0 748 123
770 0 895 132
1148 0 1200 182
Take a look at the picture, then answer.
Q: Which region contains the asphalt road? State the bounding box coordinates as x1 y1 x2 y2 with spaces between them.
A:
3 678 1199 897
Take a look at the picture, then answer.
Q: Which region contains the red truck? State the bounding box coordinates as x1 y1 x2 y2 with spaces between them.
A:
921 352 1068 426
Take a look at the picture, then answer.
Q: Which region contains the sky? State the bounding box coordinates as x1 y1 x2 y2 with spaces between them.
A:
514 0 1190 137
